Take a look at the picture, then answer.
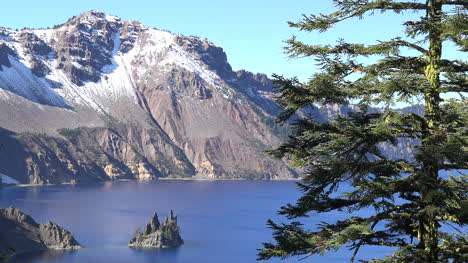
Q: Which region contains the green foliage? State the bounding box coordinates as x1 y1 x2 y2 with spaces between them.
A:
259 1 468 262
0 248 15 263
18 131 52 138
57 128 81 140
249 101 292 142
262 115 291 142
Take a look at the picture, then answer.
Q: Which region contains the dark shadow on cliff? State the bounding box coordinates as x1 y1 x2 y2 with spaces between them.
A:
0 128 30 184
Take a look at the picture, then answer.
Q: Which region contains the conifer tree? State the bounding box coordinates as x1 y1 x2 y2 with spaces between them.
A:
259 1 467 262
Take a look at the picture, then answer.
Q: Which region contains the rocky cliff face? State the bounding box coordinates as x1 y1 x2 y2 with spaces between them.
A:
0 126 194 184
0 11 298 183
129 210 183 248
0 207 82 256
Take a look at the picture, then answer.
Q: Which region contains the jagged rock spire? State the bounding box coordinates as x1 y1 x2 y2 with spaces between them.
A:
170 209 176 221
129 210 183 248
144 211 160 234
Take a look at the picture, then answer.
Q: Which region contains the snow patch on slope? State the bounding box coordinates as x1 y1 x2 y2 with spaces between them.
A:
105 14 120 22
149 29 222 86
1 14 241 113
32 28 56 44
131 28 237 99
0 55 68 107
77 33 138 104
36 32 139 112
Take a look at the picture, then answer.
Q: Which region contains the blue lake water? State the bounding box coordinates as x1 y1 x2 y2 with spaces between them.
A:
0 180 394 263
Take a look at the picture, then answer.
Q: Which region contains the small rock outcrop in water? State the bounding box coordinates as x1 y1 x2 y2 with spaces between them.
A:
129 210 183 248
0 207 82 256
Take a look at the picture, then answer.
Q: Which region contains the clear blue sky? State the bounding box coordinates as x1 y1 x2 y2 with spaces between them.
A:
1 0 464 82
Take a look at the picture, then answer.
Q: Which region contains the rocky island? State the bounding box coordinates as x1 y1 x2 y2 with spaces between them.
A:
129 210 183 248
0 207 82 258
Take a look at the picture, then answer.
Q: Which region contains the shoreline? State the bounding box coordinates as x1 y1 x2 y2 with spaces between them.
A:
3 177 301 188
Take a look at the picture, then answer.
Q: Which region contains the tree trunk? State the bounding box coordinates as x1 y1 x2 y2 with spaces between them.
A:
419 1 443 262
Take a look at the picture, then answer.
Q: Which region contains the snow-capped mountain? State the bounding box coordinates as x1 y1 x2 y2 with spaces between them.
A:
0 11 296 184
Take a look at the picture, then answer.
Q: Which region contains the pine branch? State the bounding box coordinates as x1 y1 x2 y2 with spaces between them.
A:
350 220 379 263
440 0 468 6
290 1 428 32
285 38 428 58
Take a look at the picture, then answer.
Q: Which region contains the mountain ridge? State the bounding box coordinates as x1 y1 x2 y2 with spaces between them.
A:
0 11 299 183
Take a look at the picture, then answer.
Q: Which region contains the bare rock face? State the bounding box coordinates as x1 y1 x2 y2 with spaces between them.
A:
232 69 281 116
17 31 53 77
0 11 299 183
0 126 195 184
175 35 236 80
51 11 120 85
0 207 82 256
39 222 82 250
0 43 16 70
129 210 183 248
